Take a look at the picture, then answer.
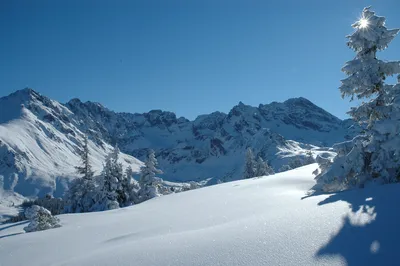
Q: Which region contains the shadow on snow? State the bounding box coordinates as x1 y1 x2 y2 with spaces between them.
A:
306 184 400 266
0 220 28 232
0 221 28 239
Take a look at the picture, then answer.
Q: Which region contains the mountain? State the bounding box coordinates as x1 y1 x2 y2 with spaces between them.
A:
0 88 358 197
1 164 397 266
64 94 357 182
0 89 142 197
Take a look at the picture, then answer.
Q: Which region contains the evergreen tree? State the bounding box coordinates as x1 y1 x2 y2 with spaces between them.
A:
64 135 96 213
111 145 128 205
255 157 274 177
278 164 292 173
75 135 94 180
289 158 304 169
316 7 400 192
24 205 61 233
244 148 256 179
304 150 315 165
125 166 140 205
95 145 123 210
138 149 163 202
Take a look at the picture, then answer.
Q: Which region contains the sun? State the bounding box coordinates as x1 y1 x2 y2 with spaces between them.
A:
359 18 369 29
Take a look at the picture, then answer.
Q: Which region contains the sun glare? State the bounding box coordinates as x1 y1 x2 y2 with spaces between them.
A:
359 18 369 29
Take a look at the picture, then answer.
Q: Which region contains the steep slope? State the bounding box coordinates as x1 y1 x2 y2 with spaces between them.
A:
0 89 142 197
1 164 397 266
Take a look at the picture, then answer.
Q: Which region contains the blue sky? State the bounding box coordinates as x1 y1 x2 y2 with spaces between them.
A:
1 0 399 120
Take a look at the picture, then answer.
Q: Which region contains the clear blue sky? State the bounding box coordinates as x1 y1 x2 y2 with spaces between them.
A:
1 0 399 120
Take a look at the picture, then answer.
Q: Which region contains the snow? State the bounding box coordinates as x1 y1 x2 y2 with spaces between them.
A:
1 164 398 266
0 189 26 223
1 89 358 197
0 104 142 197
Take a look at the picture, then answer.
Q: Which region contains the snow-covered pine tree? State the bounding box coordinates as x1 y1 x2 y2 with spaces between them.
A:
64 135 96 213
125 166 140 205
289 158 303 169
278 164 291 172
138 149 163 202
255 157 274 177
95 145 123 211
243 147 256 179
315 7 400 192
75 135 94 180
111 145 129 206
24 205 61 233
304 150 315 165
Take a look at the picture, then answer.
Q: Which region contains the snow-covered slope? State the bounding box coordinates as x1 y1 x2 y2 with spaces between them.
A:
0 89 357 197
0 189 26 223
1 164 397 266
0 89 142 197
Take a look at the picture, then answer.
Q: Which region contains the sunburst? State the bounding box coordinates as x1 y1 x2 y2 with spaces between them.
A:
359 18 369 29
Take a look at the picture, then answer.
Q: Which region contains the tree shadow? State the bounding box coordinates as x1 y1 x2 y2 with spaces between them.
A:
0 221 28 232
312 184 400 266
0 232 24 239
0 221 27 239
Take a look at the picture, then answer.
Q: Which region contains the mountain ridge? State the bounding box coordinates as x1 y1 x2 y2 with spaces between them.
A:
0 88 358 197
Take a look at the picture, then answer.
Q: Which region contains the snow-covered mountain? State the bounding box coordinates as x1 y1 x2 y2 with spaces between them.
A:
0 88 358 197
0 89 142 197
1 164 396 266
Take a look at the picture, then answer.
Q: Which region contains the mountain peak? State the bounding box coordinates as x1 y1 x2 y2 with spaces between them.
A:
0 88 47 123
1 87 39 101
17 87 35 94
68 98 82 105
283 97 314 106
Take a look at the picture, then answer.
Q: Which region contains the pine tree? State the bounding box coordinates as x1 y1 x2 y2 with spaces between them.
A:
316 7 400 192
125 166 140 205
138 149 163 202
111 145 127 205
75 135 94 180
278 164 291 173
64 135 96 213
289 158 303 169
255 157 274 177
304 150 315 165
24 205 61 233
243 148 256 179
95 145 123 210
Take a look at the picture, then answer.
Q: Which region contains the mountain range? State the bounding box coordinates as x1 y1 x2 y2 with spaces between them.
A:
0 88 359 197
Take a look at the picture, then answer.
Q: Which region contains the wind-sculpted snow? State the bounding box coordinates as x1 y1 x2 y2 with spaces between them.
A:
0 88 358 196
1 165 398 266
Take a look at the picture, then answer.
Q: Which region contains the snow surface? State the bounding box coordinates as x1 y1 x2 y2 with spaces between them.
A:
0 189 26 223
1 164 397 266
